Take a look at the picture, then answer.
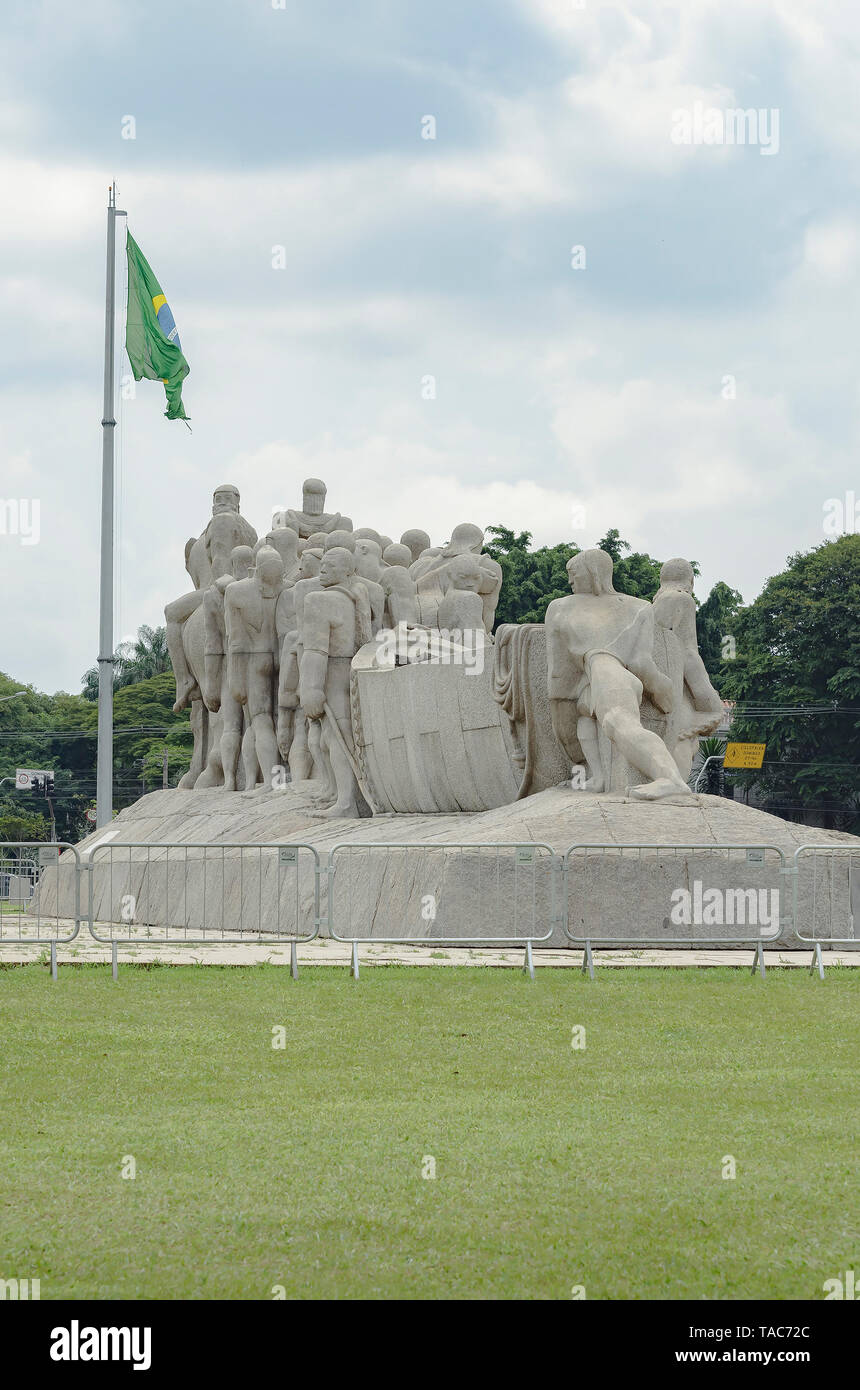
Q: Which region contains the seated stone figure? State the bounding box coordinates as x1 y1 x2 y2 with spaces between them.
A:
545 548 693 800
273 478 352 538
225 545 284 793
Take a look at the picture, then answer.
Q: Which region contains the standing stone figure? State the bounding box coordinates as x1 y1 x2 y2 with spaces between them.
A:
224 546 284 793
277 548 322 781
261 526 301 586
165 484 257 713
400 529 431 564
545 549 693 800
197 544 255 790
299 547 372 818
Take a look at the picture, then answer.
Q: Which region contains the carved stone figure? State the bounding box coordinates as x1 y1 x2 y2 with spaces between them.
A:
277 548 322 781
545 549 693 800
224 545 284 793
261 526 300 585
436 554 485 631
165 484 257 713
273 478 352 538
381 545 419 627
414 523 502 630
195 544 256 790
299 547 372 818
401 529 431 564
353 539 386 633
651 558 724 778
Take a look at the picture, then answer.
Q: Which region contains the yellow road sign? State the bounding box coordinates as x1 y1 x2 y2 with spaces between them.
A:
723 742 766 769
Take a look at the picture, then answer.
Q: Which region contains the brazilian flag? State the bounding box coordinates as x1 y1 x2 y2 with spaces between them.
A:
125 231 190 421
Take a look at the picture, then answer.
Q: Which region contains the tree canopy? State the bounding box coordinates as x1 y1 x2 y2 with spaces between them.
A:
719 534 860 831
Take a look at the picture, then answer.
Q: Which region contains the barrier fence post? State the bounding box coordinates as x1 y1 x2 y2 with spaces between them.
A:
523 940 534 981
810 941 825 981
111 941 118 982
290 940 298 981
582 941 595 980
350 941 359 980
50 941 57 981
751 940 766 979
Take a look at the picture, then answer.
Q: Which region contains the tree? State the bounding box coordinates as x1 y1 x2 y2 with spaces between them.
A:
484 526 696 624
483 527 579 626
697 581 744 683
81 624 171 699
719 534 860 832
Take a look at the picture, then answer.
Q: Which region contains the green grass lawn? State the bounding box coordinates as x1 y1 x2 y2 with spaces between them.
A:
1 963 857 1300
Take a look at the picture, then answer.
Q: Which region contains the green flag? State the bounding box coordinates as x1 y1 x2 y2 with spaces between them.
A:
125 231 190 422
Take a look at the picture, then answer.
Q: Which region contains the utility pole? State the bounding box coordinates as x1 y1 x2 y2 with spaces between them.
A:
162 746 169 790
96 182 125 828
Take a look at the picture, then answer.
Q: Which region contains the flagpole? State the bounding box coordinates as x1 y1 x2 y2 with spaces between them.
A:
96 182 123 828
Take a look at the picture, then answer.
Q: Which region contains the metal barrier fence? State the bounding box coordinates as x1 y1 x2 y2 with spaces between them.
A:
562 843 787 978
326 842 560 978
791 845 860 979
0 842 82 978
84 843 321 978
5 837 860 983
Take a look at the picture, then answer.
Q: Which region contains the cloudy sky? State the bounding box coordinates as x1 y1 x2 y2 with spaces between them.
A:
1 0 857 693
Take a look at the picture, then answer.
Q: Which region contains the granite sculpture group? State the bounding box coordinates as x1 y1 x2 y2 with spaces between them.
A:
165 478 724 817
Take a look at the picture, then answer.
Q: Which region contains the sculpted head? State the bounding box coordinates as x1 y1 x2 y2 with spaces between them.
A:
265 527 299 568
230 545 255 581
212 484 240 516
299 548 322 580
302 478 327 518
444 523 484 557
659 557 695 593
383 543 413 569
567 548 615 597
254 545 285 594
306 531 327 549
401 528 431 562
446 554 483 593
319 546 355 588
352 527 382 546
324 529 356 552
354 538 383 581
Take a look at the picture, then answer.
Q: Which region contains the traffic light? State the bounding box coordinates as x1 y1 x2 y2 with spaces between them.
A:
30 773 55 795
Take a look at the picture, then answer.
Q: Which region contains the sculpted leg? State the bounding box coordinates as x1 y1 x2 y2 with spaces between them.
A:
308 719 336 804
576 715 605 792
241 725 259 791
320 717 361 818
166 590 203 712
288 713 313 782
219 694 243 791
